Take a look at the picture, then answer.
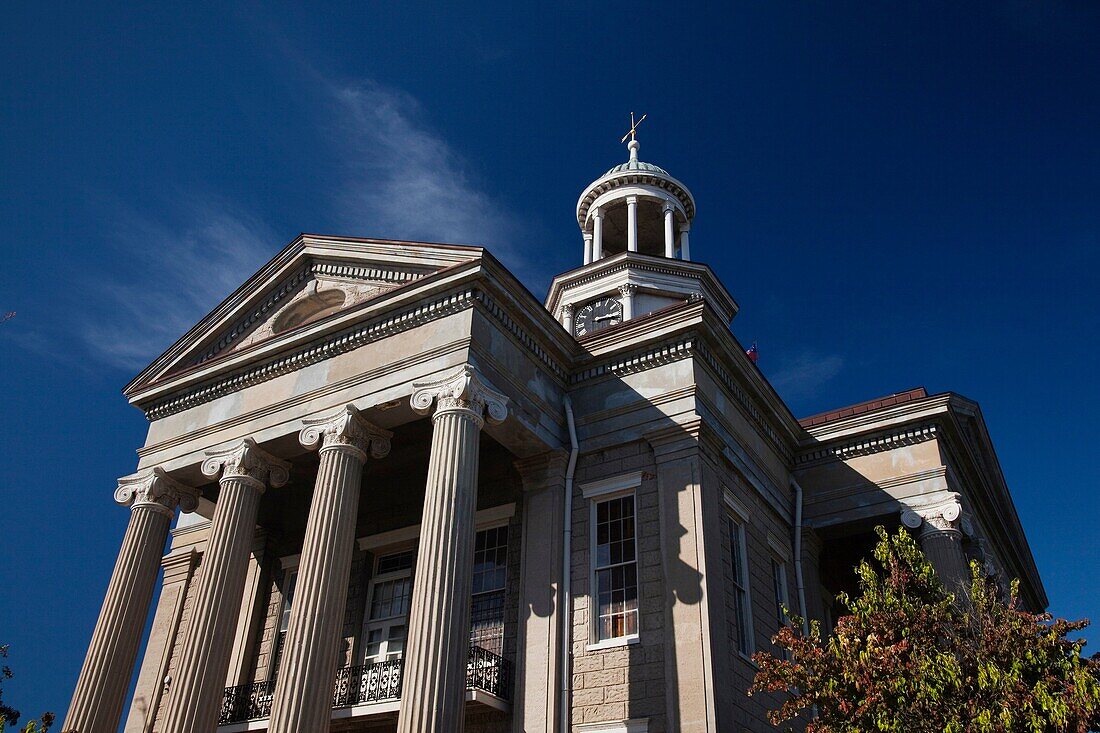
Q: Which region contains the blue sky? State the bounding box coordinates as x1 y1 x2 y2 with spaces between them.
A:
2 1 1098 726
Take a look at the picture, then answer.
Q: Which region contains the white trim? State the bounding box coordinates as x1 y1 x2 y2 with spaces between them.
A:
579 471 643 500
574 719 650 733
357 503 516 551
766 532 791 561
589 490 640 645
722 488 751 522
279 554 300 570
585 634 639 652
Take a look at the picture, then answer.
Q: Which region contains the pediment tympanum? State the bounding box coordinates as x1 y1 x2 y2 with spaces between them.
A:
125 236 486 395
192 265 408 365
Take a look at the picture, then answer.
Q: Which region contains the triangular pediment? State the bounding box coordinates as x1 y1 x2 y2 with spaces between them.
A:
125 234 483 397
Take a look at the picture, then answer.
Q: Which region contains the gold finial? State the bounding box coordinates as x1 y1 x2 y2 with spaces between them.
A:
620 112 647 144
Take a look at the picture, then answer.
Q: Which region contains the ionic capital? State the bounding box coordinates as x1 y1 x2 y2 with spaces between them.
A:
115 468 199 518
201 438 290 491
411 365 508 427
618 283 637 298
561 302 575 318
662 199 676 213
900 492 965 535
299 404 392 462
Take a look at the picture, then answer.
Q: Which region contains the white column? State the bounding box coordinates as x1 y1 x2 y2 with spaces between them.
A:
626 196 639 252
679 223 691 261
268 406 392 733
397 366 508 733
583 232 593 265
663 201 676 258
900 493 971 598
619 283 636 321
161 439 289 733
592 207 604 261
561 302 574 334
64 470 197 733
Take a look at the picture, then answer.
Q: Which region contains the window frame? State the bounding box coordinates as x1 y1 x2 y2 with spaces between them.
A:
588 487 641 648
726 512 755 659
469 522 510 655
359 547 416 665
269 556 300 681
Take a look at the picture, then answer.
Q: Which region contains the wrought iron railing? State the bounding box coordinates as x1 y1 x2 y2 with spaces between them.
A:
332 657 404 707
219 646 513 725
466 645 513 699
219 680 275 724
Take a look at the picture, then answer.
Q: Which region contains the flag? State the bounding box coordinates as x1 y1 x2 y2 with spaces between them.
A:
745 341 759 364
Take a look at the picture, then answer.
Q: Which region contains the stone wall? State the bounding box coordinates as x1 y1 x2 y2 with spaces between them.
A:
153 557 202 733
715 465 797 731
570 440 668 731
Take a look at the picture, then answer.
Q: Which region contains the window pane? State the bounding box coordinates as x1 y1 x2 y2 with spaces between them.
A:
595 494 639 641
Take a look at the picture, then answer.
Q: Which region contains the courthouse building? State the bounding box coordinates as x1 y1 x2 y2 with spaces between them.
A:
65 136 1046 733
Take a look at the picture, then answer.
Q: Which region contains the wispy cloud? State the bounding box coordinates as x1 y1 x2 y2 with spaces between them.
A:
327 81 527 268
74 77 530 372
768 350 845 401
77 199 275 372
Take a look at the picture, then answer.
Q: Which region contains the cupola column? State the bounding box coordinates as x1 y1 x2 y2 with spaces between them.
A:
64 470 198 733
160 439 289 733
583 232 594 265
626 195 639 252
592 207 604 261
267 407 392 733
663 201 676 258
619 283 636 320
679 223 691 261
398 366 508 733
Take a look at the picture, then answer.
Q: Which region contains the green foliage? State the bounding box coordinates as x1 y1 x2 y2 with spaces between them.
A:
749 527 1100 732
0 645 54 733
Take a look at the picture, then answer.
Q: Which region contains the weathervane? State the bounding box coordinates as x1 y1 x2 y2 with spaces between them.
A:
620 112 647 144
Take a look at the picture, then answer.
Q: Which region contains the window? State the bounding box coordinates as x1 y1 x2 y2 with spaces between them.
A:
361 550 414 664
727 516 754 656
593 493 639 642
270 567 298 679
470 526 509 655
772 559 790 627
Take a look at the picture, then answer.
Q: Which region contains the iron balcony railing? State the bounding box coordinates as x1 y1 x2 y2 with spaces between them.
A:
219 646 514 725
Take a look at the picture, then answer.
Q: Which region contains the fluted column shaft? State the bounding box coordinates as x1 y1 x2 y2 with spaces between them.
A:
64 470 196 733
268 407 391 733
161 439 288 733
663 202 676 258
398 366 508 733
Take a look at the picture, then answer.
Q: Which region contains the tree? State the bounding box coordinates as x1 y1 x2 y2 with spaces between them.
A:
750 527 1100 732
0 645 54 733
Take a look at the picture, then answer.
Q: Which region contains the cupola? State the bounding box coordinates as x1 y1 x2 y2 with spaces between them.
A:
546 118 738 340
576 123 695 264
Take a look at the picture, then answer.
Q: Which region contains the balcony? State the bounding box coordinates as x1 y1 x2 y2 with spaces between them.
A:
219 646 514 727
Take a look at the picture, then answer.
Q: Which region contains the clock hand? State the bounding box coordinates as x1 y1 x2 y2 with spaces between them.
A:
593 314 619 322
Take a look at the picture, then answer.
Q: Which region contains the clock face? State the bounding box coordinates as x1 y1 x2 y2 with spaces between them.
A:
574 296 623 337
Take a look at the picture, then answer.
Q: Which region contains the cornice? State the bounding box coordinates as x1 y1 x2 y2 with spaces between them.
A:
800 394 954 444
693 338 795 464
544 252 738 322
140 288 476 420
125 235 483 395
576 168 696 226
796 423 940 465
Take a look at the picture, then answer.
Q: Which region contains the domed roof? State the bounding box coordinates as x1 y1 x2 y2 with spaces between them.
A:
576 139 696 227
604 158 669 176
